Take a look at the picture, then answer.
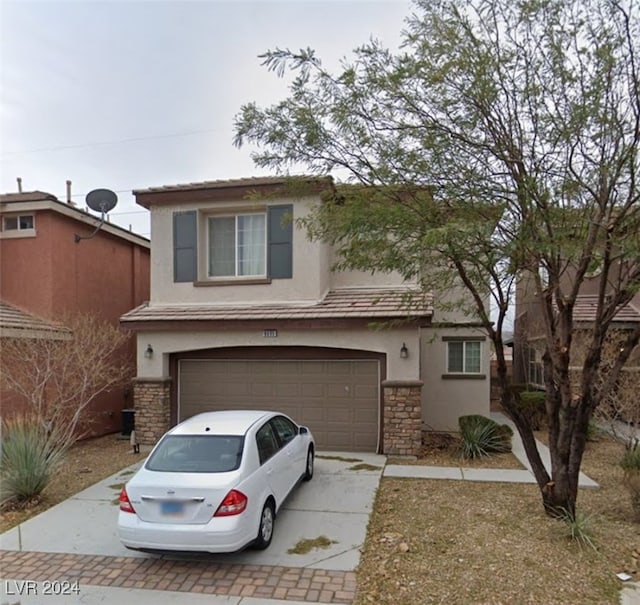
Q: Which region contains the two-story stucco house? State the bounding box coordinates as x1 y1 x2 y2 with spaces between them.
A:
121 176 490 454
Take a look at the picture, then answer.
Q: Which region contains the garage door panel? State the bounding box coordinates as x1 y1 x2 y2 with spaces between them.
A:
355 384 379 398
298 408 325 423
179 358 379 452
326 384 350 399
325 409 351 423
301 383 324 397
250 382 275 396
355 363 379 376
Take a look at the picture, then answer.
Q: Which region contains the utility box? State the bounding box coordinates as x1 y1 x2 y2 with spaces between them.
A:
121 408 135 437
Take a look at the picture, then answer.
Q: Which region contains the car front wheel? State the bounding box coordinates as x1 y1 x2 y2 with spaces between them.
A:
253 501 275 550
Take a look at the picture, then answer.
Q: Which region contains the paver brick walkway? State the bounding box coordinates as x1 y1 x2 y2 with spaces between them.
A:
0 550 356 603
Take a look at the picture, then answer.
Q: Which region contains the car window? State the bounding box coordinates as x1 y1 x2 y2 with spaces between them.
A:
270 416 297 446
256 422 280 464
145 435 244 473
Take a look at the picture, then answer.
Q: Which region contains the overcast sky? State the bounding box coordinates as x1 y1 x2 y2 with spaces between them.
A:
0 0 411 238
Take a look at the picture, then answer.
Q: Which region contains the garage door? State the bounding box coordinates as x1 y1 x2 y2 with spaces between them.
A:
178 359 379 452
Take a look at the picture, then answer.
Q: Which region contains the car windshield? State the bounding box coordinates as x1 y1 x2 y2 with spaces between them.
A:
145 435 244 473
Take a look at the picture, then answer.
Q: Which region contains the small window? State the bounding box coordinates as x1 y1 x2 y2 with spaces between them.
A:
208 213 266 278
447 340 482 374
256 422 280 464
527 346 545 387
3 214 34 232
270 416 297 446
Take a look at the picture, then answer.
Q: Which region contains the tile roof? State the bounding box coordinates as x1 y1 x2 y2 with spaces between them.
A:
132 175 333 195
121 288 433 323
0 301 70 338
0 191 58 203
572 295 640 323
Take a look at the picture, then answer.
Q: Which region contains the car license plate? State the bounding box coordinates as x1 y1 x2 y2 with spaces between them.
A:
160 500 184 516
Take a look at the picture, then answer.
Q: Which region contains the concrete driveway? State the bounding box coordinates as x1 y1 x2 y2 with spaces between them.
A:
0 451 385 571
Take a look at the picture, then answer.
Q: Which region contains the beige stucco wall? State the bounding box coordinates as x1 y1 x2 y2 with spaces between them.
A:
150 195 331 305
430 283 485 325
420 325 491 431
149 195 417 306
329 250 408 289
137 326 420 384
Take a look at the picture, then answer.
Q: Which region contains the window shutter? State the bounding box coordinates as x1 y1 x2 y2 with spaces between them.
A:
173 211 197 282
267 205 293 279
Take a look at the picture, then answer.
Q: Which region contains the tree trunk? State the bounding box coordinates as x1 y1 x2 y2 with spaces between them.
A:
497 350 590 518
495 356 552 492
541 374 592 519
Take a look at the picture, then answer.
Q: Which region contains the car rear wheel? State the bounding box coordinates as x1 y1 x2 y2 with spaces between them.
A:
303 446 314 481
253 501 275 550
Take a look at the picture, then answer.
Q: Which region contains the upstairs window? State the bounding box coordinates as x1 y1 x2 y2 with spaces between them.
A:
172 205 293 283
3 214 34 231
208 214 266 278
447 340 482 374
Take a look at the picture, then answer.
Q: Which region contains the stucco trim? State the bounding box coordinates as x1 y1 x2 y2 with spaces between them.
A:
381 379 424 388
441 373 487 380
134 376 173 384
194 278 272 287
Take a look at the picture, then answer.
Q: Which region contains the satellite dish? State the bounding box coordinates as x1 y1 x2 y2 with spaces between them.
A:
74 188 118 243
85 188 118 214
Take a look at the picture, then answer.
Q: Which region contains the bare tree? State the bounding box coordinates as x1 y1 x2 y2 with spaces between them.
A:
1 313 134 448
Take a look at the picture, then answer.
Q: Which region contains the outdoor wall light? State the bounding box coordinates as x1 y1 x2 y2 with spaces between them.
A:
400 343 409 359
144 344 154 359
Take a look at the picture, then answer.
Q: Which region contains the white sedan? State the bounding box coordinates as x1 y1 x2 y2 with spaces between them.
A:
118 410 315 553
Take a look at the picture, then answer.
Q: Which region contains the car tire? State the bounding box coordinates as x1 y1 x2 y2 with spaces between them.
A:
253 501 275 550
303 446 314 481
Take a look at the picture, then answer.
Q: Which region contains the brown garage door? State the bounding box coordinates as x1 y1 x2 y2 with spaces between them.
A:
178 359 379 452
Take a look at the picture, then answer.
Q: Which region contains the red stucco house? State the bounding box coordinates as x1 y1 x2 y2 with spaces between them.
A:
0 190 150 436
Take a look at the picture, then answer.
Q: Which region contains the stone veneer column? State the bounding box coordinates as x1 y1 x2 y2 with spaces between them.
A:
382 380 423 456
133 378 172 445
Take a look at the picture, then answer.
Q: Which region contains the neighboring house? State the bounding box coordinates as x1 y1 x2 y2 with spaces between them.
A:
513 273 640 390
0 190 150 436
121 176 490 455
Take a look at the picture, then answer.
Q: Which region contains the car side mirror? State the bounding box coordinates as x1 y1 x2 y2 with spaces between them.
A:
299 426 309 435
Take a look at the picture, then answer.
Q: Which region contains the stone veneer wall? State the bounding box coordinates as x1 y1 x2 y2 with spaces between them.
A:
133 378 172 445
382 380 423 456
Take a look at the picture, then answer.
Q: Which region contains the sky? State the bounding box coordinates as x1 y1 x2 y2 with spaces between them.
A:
0 0 412 238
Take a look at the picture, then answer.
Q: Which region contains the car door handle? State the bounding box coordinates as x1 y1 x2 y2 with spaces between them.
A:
266 467 273 475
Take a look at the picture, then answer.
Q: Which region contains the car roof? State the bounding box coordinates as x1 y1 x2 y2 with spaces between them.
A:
169 410 275 436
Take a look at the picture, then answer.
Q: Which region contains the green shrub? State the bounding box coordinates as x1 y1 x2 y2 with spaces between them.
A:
621 440 640 472
515 389 547 430
560 508 598 551
0 415 69 506
458 415 513 459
